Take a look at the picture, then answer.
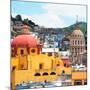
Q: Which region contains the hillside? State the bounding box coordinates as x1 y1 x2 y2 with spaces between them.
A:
11 15 87 38
63 22 87 34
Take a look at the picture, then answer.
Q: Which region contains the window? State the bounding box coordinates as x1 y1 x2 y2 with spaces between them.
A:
64 63 67 67
42 52 45 54
75 40 77 44
21 64 24 69
50 72 56 75
48 53 52 56
78 48 79 51
21 49 24 55
57 64 60 66
78 40 79 44
81 48 82 52
62 70 65 74
43 72 48 76
76 52 77 55
31 49 35 53
84 80 87 85
72 48 74 51
12 66 16 71
73 40 74 45
34 73 41 76
75 48 77 51
39 64 43 69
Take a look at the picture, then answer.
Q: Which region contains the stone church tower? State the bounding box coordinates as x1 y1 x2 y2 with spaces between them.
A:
69 26 86 65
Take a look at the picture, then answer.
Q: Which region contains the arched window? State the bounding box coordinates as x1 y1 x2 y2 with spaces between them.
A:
43 72 48 76
50 72 56 75
78 40 79 45
57 64 60 66
62 70 65 74
21 49 24 55
75 40 77 44
34 73 41 76
78 48 79 52
75 48 77 51
39 64 43 69
72 48 74 51
64 63 67 67
12 66 16 71
73 40 74 45
81 47 82 52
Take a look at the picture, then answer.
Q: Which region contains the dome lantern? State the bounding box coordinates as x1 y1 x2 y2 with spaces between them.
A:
22 25 30 34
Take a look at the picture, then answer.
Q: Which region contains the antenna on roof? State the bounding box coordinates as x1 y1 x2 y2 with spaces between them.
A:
76 15 78 23
75 15 80 30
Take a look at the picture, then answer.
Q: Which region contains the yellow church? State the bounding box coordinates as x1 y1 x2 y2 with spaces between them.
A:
11 25 87 90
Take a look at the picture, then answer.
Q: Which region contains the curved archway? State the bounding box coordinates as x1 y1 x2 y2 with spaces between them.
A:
64 63 67 67
50 72 56 75
42 72 48 76
34 73 41 76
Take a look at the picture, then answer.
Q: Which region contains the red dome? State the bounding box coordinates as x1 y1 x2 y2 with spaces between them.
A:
11 35 38 48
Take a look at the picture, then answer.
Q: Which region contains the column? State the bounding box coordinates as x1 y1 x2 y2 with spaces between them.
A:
82 80 84 85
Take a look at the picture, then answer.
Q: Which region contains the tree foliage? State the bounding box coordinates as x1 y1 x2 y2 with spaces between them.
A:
15 15 22 21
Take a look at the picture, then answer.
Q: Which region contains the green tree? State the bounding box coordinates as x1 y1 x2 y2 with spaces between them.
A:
15 15 22 21
23 18 29 25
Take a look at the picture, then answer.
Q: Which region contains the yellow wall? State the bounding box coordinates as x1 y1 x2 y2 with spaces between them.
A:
12 70 58 86
29 54 52 70
11 57 19 70
72 71 87 80
11 47 87 90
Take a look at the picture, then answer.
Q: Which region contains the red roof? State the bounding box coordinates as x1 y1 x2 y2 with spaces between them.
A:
63 60 71 65
11 35 38 48
62 59 71 67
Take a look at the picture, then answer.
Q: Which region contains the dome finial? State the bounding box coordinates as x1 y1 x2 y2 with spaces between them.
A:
22 25 30 34
76 15 78 23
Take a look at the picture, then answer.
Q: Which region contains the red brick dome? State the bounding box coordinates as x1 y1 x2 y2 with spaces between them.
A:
11 35 38 48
